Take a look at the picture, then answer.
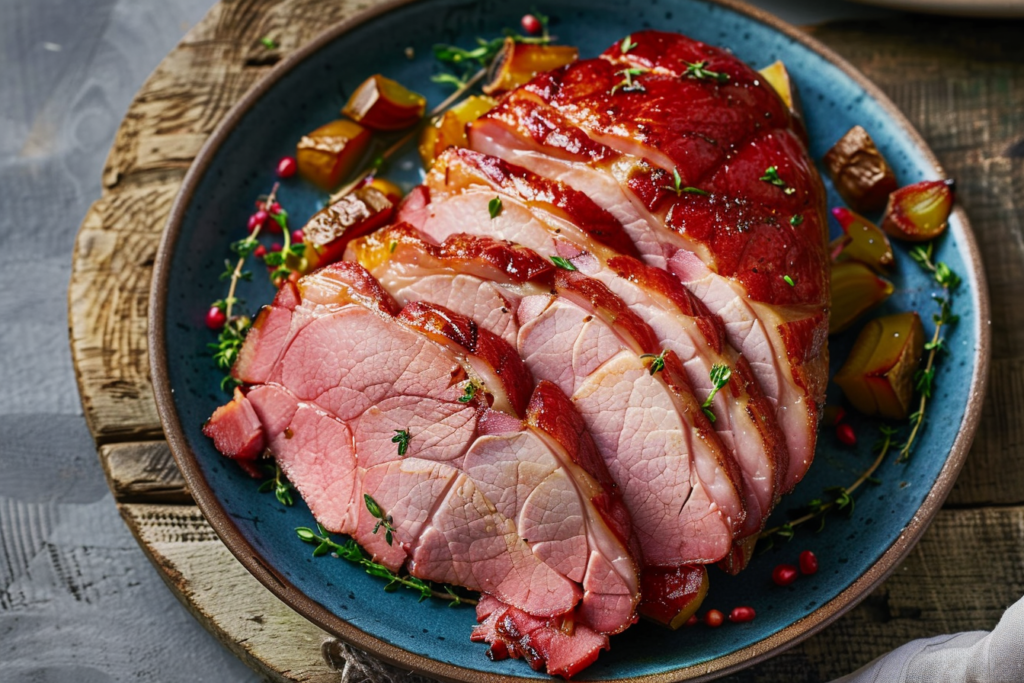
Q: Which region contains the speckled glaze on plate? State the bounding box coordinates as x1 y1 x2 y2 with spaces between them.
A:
149 1 990 680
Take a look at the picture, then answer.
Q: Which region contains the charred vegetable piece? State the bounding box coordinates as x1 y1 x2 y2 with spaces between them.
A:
342 74 426 131
830 207 894 273
758 61 798 113
834 312 925 419
829 261 894 334
419 95 497 169
296 120 372 191
637 565 709 630
880 179 955 242
483 38 579 96
823 126 898 213
300 187 394 271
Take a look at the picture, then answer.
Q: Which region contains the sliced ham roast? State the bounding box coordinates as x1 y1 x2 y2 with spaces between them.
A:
405 148 788 552
467 30 828 492
205 29 830 676
205 262 639 674
350 225 745 566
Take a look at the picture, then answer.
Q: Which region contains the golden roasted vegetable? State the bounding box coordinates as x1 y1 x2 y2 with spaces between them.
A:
342 74 426 131
830 207 893 273
823 125 898 213
296 119 372 191
483 38 578 95
365 177 404 203
758 60 798 113
834 312 925 419
638 565 709 630
880 179 955 242
418 95 497 169
300 187 394 271
829 261 894 334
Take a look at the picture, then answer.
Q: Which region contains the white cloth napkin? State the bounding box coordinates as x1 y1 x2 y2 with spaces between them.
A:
833 595 1024 682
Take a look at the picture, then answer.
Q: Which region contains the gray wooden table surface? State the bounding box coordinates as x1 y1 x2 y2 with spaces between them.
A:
1 0 900 680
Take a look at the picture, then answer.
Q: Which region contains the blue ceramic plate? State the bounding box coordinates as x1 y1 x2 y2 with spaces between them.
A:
150 1 990 680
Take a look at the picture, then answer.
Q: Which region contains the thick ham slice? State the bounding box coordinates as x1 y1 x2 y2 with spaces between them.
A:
467 30 828 491
204 263 639 673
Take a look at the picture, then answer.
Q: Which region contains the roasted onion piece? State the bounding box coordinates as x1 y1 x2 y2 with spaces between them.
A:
483 38 578 95
830 207 894 273
296 119 372 191
823 125 898 213
880 179 955 242
834 312 925 419
758 60 798 113
342 74 426 131
829 261 894 334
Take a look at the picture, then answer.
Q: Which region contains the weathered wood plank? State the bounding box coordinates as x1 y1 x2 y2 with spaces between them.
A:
100 441 191 503
120 502 335 683
70 182 180 443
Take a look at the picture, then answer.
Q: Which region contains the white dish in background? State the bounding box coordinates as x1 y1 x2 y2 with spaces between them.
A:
849 0 1024 17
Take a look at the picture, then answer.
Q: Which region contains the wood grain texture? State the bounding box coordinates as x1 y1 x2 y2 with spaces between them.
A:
68 2 1024 682
100 441 192 503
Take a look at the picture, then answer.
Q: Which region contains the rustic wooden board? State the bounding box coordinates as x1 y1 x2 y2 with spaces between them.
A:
68 1 1024 681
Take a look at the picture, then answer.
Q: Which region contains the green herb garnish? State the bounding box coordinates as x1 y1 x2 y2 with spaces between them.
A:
391 429 411 456
257 464 294 506
550 256 577 271
488 196 503 219
621 35 638 54
610 67 647 95
700 364 732 423
683 61 729 83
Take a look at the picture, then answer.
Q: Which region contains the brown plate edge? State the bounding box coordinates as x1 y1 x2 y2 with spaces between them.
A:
148 1 992 682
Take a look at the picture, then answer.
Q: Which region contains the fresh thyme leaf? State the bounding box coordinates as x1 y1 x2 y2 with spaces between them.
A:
790 214 804 226
683 60 729 83
431 73 468 88
700 364 732 421
759 166 787 187
364 494 385 520
783 274 796 287
610 67 646 95
260 36 277 50
550 256 577 271
621 35 638 53
259 464 295 506
391 429 411 456
682 186 709 196
458 382 478 404
488 196 503 219
641 349 668 376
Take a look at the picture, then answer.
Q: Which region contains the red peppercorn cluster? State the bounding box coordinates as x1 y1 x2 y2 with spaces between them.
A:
685 605 757 627
772 550 819 586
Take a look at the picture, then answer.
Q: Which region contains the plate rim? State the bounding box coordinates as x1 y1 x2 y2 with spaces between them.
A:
149 1 992 681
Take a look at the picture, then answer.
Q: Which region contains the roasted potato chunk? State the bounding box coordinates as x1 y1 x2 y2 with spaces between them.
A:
758 61 798 113
296 119 372 191
834 312 925 419
880 179 955 242
342 74 426 131
829 261 894 334
824 125 898 213
418 95 497 169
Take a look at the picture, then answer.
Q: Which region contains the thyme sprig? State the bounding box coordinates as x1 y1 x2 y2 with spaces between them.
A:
621 34 638 54
262 208 306 283
295 523 477 606
759 166 796 195
392 429 411 457
610 67 647 95
432 17 552 90
683 60 729 83
364 494 397 545
257 463 295 506
458 383 478 404
640 349 668 376
208 183 281 391
701 364 732 423
899 243 960 462
759 426 895 550
660 167 708 196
